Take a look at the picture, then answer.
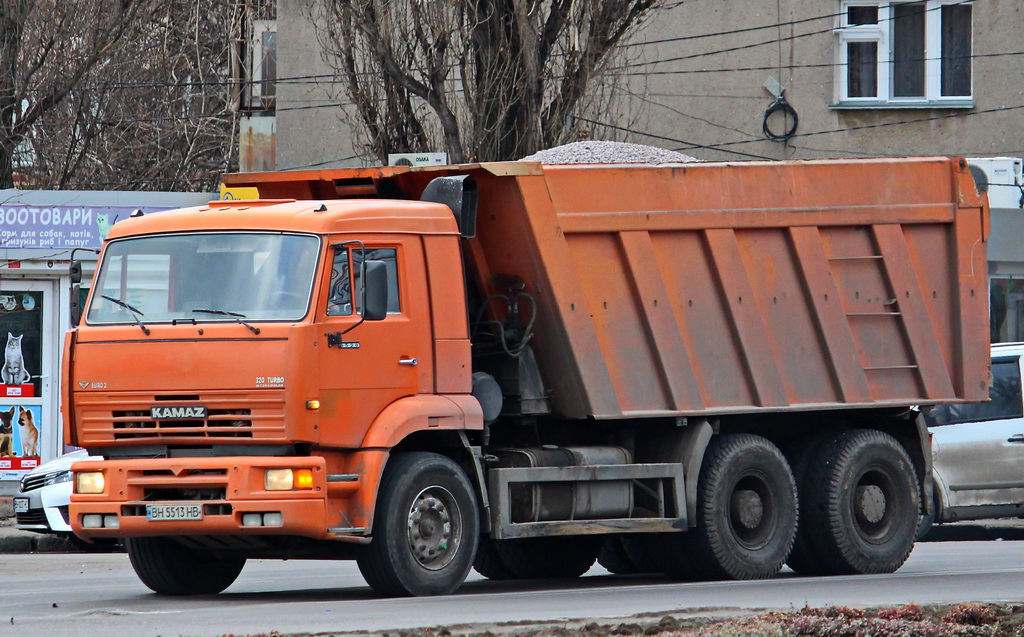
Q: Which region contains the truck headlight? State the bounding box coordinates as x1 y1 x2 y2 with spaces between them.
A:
264 468 314 491
76 471 105 494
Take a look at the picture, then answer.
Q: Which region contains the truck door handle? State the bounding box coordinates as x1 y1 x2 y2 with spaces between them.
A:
1008 434 1024 443
399 358 419 366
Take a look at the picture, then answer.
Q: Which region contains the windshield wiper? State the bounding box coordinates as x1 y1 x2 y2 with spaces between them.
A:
191 308 261 335
100 295 151 335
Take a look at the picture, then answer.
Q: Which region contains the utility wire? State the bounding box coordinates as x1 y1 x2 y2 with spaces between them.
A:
619 0 974 70
704 102 1024 151
576 117 776 160
625 50 1024 77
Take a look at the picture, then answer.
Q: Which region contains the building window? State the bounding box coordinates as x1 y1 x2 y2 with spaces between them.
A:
234 18 276 112
836 0 972 107
250 19 277 111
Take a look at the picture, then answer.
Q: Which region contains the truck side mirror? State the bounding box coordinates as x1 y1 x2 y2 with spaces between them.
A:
70 284 83 326
70 260 83 326
362 260 388 321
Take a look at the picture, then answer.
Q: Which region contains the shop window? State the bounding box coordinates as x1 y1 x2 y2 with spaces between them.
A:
836 0 972 107
990 278 1024 343
0 291 43 398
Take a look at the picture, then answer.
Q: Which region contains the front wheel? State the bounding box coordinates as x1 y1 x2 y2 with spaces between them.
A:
126 537 245 595
357 452 479 597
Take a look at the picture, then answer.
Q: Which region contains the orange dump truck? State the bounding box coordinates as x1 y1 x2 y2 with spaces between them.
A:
66 156 989 596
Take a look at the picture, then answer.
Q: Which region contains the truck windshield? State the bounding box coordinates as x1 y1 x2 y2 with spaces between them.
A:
86 232 320 325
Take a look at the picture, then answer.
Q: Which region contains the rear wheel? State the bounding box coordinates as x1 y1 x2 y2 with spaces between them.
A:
785 432 836 575
126 537 245 595
597 536 639 574
357 452 479 596
916 476 941 541
620 534 668 574
660 434 797 581
493 536 601 579
800 429 919 575
473 536 516 580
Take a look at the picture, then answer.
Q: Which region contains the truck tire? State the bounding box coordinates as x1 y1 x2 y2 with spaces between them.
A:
785 432 836 576
661 434 797 581
125 537 245 595
620 534 665 574
800 429 919 575
493 536 601 579
916 484 940 541
473 537 517 580
597 536 639 574
357 452 479 597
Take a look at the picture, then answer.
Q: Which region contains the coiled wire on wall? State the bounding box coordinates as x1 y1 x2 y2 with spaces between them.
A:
762 94 799 142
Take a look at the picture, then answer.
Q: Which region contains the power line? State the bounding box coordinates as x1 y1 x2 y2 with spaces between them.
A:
622 11 838 48
703 101 1024 151
576 117 776 160
619 0 974 71
624 50 1024 78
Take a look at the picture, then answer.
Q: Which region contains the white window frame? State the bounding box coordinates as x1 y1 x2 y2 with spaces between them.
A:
835 0 973 108
247 19 277 111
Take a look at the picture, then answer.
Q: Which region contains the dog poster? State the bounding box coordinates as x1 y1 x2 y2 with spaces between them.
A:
0 403 41 476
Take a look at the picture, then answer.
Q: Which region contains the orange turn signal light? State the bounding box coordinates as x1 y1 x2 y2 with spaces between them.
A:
294 469 314 490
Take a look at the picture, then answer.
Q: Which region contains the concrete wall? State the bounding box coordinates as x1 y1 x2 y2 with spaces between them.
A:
275 0 363 170
276 0 1024 165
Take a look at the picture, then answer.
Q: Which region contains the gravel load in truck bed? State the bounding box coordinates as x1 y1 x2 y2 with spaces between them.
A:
519 140 699 164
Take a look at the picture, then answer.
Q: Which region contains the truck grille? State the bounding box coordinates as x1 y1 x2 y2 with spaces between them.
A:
112 408 253 439
75 391 287 444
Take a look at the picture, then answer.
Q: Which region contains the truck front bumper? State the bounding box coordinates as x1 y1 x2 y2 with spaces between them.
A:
69 455 366 542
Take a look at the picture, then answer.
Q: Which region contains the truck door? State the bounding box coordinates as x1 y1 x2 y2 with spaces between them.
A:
316 236 434 447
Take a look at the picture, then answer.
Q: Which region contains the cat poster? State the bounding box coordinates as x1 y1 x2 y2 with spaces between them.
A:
0 290 42 398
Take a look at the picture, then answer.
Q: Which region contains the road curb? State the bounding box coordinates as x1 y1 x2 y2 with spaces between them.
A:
0 527 82 554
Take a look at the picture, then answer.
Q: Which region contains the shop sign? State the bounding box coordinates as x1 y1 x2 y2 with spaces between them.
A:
0 205 165 249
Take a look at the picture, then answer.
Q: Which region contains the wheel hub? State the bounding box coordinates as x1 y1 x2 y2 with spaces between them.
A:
731 488 765 530
855 484 887 524
407 489 458 570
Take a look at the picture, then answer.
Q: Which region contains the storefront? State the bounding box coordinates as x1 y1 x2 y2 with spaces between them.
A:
989 208 1024 343
0 190 212 485
974 158 1024 344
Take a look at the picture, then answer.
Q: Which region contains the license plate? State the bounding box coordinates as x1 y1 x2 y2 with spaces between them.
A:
13 498 28 514
146 503 203 521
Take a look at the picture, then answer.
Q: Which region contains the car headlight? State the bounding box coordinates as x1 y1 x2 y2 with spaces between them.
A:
76 471 105 494
44 470 72 487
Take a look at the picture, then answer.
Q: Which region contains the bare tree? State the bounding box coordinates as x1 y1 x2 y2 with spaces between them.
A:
4 0 248 192
0 0 160 188
311 0 665 164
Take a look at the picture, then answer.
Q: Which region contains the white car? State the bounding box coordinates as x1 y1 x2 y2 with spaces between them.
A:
919 342 1024 535
14 449 98 537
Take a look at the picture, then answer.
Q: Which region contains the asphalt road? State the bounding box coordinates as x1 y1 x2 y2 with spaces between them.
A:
3 540 1024 637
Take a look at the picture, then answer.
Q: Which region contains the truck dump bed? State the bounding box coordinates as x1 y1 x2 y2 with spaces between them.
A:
225 156 990 420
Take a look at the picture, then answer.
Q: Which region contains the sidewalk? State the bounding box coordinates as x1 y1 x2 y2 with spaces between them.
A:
0 496 83 554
